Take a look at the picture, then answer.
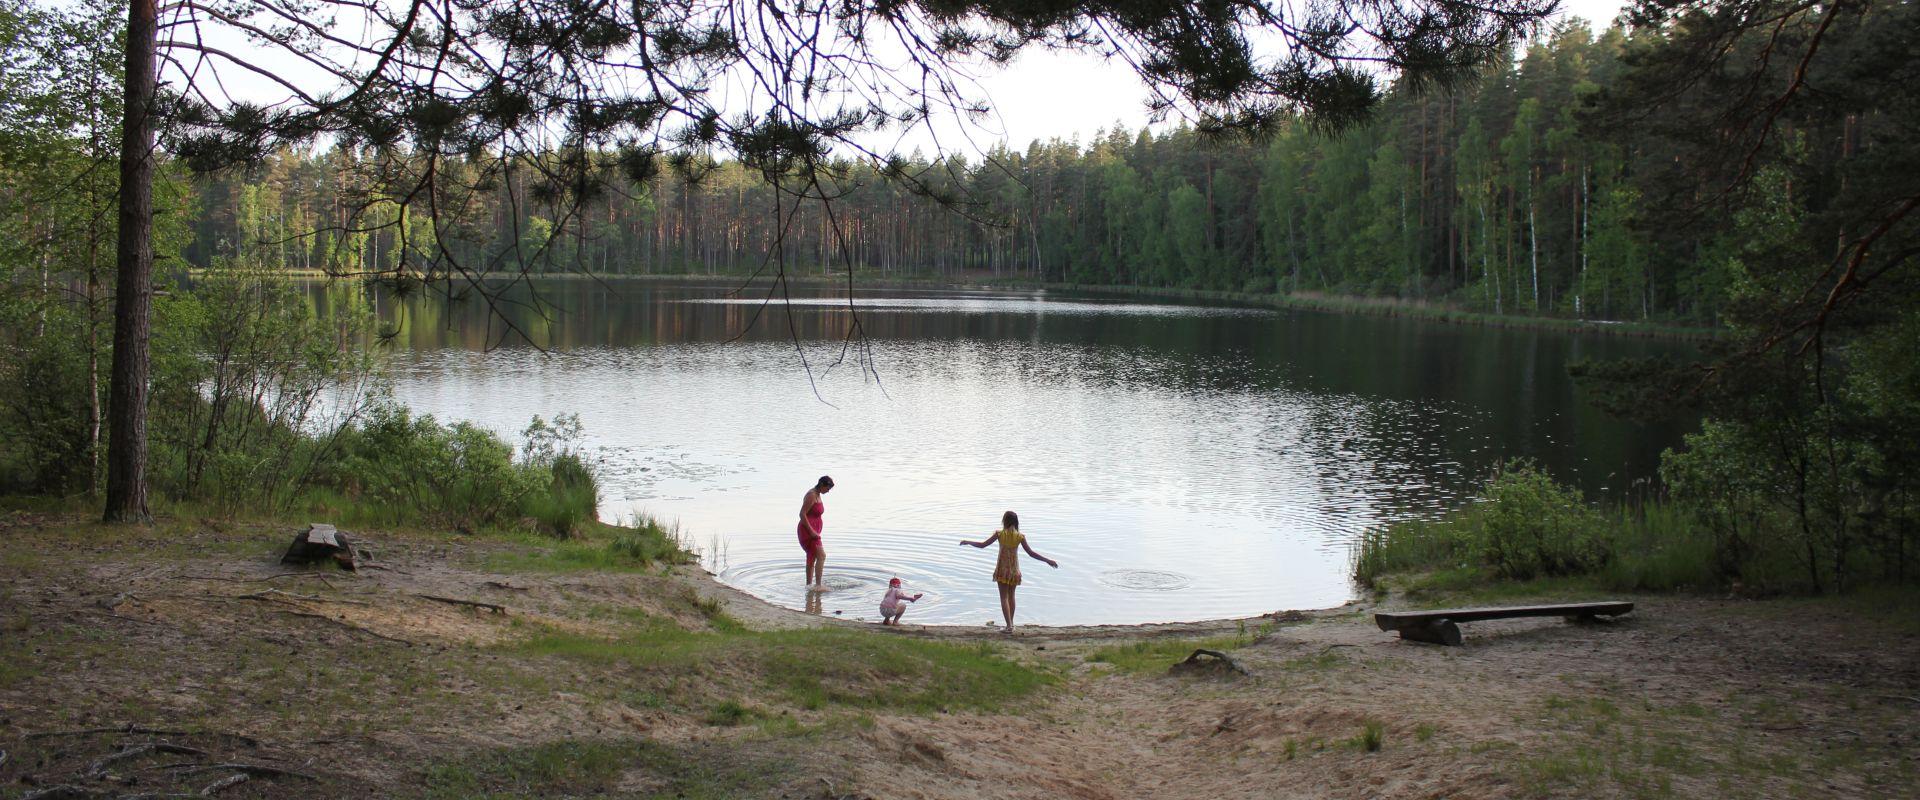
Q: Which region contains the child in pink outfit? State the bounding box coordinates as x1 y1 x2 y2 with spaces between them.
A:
879 578 922 625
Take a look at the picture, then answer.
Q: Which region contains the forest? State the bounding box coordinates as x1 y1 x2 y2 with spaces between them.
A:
185 19 1748 325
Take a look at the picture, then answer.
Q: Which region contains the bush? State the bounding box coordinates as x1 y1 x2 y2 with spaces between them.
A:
523 452 599 538
1472 461 1609 580
1355 461 1615 587
606 521 681 566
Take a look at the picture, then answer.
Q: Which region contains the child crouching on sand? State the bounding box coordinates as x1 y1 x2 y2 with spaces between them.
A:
879 578 923 625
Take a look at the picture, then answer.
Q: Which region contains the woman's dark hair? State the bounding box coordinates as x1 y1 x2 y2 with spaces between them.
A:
817 475 835 489
1002 510 1019 530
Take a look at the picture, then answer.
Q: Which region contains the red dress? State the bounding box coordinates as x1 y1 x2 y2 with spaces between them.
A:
797 500 824 557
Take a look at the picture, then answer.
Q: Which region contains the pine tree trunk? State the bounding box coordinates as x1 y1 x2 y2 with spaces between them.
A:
104 0 159 523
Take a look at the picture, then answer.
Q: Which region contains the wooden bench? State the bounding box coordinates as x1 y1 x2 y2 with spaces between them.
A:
1374 601 1634 646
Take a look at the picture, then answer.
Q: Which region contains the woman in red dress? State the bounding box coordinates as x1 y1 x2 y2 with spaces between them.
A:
798 475 834 591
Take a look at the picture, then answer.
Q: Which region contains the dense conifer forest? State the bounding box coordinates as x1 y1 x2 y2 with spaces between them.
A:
180 19 1740 324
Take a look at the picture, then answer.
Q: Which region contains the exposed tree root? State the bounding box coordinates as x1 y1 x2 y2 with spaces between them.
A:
413 593 506 614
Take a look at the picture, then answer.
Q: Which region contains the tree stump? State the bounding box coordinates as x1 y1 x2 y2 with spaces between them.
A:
280 524 357 570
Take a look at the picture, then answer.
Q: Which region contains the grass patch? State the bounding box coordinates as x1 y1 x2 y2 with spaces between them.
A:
1084 626 1268 675
482 518 692 573
518 625 1049 714
705 699 755 726
416 739 794 799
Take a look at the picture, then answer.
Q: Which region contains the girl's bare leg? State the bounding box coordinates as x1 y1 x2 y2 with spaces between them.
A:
998 584 1016 631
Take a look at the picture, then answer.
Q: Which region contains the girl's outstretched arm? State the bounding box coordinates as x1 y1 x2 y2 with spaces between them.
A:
1020 540 1059 568
958 535 993 548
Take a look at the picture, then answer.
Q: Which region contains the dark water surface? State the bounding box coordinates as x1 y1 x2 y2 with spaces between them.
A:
308 278 1695 626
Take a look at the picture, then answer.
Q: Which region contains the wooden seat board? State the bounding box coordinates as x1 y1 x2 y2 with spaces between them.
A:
1374 601 1633 631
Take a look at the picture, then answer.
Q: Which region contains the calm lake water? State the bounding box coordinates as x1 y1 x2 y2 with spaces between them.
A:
309 278 1695 626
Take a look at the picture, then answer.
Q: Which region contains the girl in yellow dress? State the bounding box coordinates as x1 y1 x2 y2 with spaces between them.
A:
959 511 1058 633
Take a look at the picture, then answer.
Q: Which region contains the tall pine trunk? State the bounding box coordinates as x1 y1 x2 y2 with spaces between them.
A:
104 0 158 523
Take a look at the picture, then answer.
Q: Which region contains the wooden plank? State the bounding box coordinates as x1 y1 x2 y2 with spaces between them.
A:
1374 601 1633 632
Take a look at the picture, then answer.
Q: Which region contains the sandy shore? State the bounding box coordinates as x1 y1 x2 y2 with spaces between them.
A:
2 514 1914 798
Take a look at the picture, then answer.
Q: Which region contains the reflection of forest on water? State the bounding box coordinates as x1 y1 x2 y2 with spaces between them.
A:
306 277 1693 503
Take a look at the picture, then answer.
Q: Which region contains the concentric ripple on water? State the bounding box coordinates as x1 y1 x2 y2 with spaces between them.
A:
1098 569 1194 592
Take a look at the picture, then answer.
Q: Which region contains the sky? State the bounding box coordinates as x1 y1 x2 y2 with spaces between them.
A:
141 0 1631 159
945 0 1631 151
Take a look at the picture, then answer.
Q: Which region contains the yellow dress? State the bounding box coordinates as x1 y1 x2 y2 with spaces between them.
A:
992 528 1024 586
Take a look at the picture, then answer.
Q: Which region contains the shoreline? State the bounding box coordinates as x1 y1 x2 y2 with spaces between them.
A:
690 561 1370 640
257 267 1717 341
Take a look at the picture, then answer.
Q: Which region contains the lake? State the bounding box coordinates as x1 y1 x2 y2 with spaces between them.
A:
308 277 1696 626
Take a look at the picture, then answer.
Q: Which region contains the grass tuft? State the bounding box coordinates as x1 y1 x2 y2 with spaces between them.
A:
1348 720 1385 752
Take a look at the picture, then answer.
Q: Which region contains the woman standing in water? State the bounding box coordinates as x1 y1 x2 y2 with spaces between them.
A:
798 476 833 591
960 510 1057 632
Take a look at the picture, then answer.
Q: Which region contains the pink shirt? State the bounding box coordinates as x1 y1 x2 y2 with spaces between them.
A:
881 586 912 614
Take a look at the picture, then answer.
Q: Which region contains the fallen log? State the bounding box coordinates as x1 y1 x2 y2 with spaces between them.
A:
279 610 414 646
25 726 257 748
414 594 506 614
179 763 316 781
20 785 104 800
87 744 208 778
238 589 371 606
199 773 248 795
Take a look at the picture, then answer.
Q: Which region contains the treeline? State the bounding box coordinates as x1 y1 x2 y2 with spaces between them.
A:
188 19 1724 324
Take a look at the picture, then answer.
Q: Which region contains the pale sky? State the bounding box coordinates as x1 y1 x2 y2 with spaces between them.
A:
951 0 1630 150
143 0 1630 159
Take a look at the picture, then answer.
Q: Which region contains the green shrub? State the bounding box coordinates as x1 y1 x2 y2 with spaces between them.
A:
523 452 599 538
319 405 541 531
1355 460 1610 587
1473 460 1609 580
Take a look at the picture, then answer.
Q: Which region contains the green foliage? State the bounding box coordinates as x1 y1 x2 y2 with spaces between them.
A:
1473 461 1609 580
705 699 753 726
1355 462 1727 594
483 518 692 573
160 20 1728 326
517 415 598 538
147 262 385 509
1356 461 1608 586
318 405 536 531
1349 720 1385 753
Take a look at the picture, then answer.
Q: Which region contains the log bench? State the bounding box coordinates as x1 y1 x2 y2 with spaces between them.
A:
1374 601 1634 646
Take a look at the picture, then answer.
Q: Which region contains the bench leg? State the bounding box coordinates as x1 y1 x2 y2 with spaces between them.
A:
1396 618 1462 646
